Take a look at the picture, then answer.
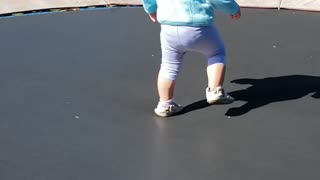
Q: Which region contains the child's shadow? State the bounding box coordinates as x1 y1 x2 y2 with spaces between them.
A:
182 75 320 116
226 75 320 116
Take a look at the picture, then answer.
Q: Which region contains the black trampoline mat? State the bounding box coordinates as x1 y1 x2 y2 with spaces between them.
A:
0 8 320 180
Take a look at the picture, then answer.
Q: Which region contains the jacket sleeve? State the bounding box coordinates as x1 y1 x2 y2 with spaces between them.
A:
141 0 157 14
210 0 240 15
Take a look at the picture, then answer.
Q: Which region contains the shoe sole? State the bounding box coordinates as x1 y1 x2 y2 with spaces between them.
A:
207 97 234 105
154 107 184 117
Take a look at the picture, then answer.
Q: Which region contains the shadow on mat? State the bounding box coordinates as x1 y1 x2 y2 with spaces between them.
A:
181 75 320 117
180 99 211 115
225 75 320 116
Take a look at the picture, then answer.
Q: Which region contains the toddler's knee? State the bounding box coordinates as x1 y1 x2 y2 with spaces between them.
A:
208 55 226 66
159 62 180 80
208 48 226 66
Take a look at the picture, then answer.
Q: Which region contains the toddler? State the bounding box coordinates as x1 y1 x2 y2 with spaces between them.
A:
141 0 241 117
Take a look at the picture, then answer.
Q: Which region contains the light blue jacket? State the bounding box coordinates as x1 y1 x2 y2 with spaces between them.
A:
141 0 240 26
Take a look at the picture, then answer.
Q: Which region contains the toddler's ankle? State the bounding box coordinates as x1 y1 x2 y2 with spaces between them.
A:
207 86 222 92
158 99 174 107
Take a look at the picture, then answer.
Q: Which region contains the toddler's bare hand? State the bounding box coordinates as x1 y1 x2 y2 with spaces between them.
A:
231 9 241 20
148 13 157 22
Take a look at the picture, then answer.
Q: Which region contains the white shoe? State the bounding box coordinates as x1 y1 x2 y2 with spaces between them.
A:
206 87 234 104
154 102 183 117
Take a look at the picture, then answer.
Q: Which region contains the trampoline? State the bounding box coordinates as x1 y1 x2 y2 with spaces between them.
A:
0 6 320 180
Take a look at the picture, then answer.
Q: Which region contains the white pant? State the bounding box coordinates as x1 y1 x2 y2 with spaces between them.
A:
160 24 226 80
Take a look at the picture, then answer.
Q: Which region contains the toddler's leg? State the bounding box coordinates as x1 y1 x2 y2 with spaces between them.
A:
157 25 185 102
154 25 185 116
202 26 227 89
157 46 184 102
157 76 175 101
183 25 227 89
207 60 226 89
190 25 234 104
